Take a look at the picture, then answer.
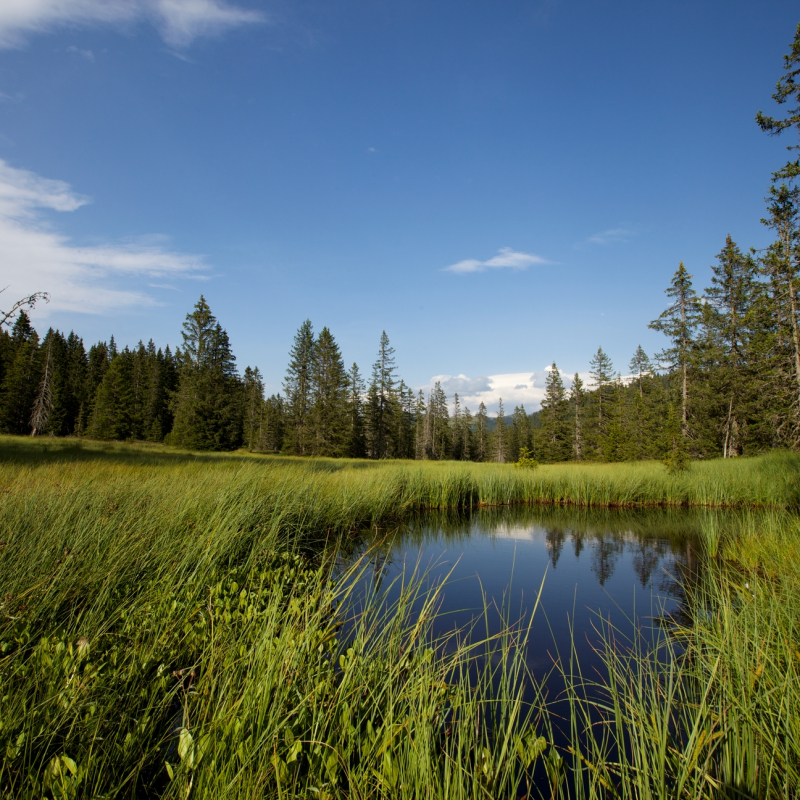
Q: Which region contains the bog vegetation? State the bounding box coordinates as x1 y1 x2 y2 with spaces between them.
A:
0 440 799 799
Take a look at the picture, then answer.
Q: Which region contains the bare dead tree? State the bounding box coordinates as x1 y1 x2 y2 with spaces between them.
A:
30 338 54 437
0 287 50 329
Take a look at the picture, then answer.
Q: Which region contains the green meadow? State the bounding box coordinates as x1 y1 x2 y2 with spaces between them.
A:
1 436 799 798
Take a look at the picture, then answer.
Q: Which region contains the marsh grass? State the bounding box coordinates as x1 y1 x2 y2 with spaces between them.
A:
1 435 799 798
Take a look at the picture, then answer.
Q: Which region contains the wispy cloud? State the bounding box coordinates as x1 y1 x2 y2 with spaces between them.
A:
0 159 207 315
584 224 636 245
67 44 95 60
0 0 265 50
443 247 548 274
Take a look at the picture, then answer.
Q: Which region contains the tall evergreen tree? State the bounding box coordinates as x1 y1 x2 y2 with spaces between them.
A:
588 347 614 455
569 373 585 460
242 366 265 451
170 297 242 451
310 327 349 456
346 363 366 458
649 264 700 437
701 237 760 456
0 313 41 434
283 320 315 455
756 21 800 183
474 402 489 462
88 348 136 440
493 399 507 463
540 364 569 462
370 331 397 459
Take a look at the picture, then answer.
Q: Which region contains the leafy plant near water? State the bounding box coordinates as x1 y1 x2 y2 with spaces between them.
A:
1 436 799 797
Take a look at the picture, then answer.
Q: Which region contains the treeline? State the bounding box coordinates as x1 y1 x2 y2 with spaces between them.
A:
0 247 798 464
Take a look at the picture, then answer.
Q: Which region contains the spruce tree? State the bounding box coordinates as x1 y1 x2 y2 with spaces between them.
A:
88 348 136 440
588 347 614 456
283 320 315 455
242 366 265 451
170 297 242 451
346 363 366 458
0 313 41 434
702 237 760 457
649 264 700 437
493 398 507 463
756 21 800 182
370 331 397 459
310 327 349 456
568 373 584 460
474 402 489 462
540 364 569 461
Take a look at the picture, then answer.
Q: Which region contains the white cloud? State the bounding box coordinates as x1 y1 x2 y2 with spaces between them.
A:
443 247 548 274
0 159 207 315
421 368 596 414
67 44 94 60
0 0 264 49
585 224 635 245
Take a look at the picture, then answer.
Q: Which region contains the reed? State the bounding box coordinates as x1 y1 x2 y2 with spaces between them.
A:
1 435 799 798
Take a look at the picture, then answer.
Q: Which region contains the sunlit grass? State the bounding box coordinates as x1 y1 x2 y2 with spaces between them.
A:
1 435 799 798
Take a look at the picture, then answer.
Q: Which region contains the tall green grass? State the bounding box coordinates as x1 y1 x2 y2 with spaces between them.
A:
1 436 799 798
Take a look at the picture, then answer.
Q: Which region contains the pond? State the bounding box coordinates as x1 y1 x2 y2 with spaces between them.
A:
340 505 704 690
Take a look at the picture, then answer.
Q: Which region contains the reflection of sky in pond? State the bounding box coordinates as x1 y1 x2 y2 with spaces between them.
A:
341 506 703 683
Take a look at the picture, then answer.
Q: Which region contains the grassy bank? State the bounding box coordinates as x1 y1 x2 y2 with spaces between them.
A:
2 436 799 517
1 436 799 798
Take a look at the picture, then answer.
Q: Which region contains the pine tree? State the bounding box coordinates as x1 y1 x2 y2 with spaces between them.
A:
756 21 800 183
0 313 41 434
626 347 655 459
649 264 700 437
508 404 531 462
283 320 315 455
414 390 425 459
569 373 584 460
242 366 265 451
474 402 489 462
260 394 286 452
493 398 506 463
540 364 569 462
170 297 242 451
588 347 614 456
702 237 760 457
88 348 136 440
310 327 349 456
347 363 366 458
370 331 397 459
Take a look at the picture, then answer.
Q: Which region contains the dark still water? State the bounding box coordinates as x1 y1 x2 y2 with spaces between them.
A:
339 505 703 683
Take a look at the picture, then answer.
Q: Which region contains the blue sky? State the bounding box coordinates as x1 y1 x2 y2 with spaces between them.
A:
0 1 797 411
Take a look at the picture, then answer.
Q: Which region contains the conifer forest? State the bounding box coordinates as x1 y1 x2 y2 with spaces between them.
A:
3 220 800 465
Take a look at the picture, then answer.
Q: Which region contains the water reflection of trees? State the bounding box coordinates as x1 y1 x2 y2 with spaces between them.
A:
336 506 757 612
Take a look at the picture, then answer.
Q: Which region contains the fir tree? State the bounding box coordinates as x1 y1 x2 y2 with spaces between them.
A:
347 363 366 458
283 320 315 455
540 364 569 462
170 297 242 451
310 327 349 456
493 399 506 463
242 366 265 451
474 402 489 462
88 348 136 440
649 264 700 437
0 313 41 434
370 331 397 459
569 373 585 460
756 21 800 182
